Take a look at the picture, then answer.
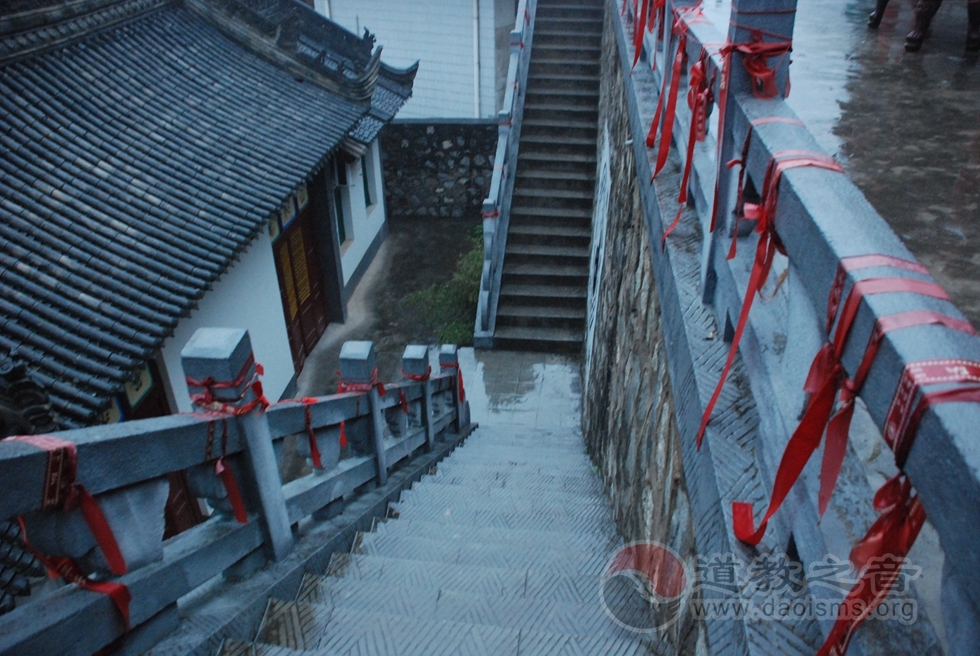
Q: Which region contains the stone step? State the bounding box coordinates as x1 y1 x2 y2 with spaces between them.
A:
499 283 587 307
510 205 593 222
293 574 636 640
512 185 594 210
536 17 605 32
518 150 596 175
525 88 599 108
508 223 592 243
502 263 589 288
536 7 605 22
520 135 597 159
505 243 589 267
256 601 645 655
218 638 338 656
440 442 592 462
408 479 603 505
521 117 597 140
494 326 584 352
534 32 602 49
529 59 601 78
496 303 587 330
372 517 616 553
523 103 598 126
532 43 602 59
514 168 595 193
398 486 607 517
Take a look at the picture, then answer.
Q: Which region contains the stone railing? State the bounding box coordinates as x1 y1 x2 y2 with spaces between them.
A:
612 0 980 653
474 0 538 346
0 328 470 656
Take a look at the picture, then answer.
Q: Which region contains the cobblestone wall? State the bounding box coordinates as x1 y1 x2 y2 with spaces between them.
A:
581 8 701 654
379 122 497 220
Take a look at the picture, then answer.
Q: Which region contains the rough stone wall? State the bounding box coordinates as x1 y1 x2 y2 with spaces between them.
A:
379 122 497 220
581 7 700 654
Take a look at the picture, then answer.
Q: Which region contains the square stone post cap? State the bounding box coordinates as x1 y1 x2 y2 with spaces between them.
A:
402 345 430 378
181 328 255 403
438 344 459 367
339 341 377 384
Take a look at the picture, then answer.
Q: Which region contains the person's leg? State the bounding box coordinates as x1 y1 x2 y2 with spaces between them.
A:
968 0 980 51
868 0 891 28
905 0 944 51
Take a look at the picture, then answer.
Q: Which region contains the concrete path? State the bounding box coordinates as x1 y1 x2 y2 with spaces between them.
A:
221 350 654 655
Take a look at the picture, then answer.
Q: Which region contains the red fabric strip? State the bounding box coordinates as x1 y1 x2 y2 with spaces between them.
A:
440 362 466 403
653 32 686 178
826 255 930 334
816 473 925 656
399 391 409 414
632 0 650 69
2 434 127 575
187 357 270 417
402 366 432 382
18 517 131 630
215 457 248 524
300 398 323 469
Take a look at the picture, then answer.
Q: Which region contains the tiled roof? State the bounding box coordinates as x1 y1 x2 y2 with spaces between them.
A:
0 0 415 427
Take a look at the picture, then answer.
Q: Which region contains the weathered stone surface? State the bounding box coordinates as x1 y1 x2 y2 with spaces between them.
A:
580 9 700 655
380 122 496 220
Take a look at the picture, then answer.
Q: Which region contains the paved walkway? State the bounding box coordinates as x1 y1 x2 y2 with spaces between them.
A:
221 350 652 655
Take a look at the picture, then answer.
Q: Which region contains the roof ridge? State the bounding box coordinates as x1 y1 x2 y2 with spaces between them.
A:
0 0 172 66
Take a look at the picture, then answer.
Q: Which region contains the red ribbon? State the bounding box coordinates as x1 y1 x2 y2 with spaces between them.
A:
402 366 431 382
300 398 323 469
200 416 248 524
18 517 131 630
817 359 980 656
335 369 387 449
440 362 466 403
816 473 926 656
732 273 954 545
660 47 713 250
698 151 844 450
186 354 270 417
709 32 793 233
647 21 687 179
2 434 127 575
632 0 650 69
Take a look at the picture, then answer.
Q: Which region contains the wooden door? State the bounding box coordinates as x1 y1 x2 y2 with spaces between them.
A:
274 202 331 372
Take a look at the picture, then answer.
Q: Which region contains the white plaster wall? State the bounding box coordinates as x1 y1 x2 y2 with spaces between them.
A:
159 229 295 412
325 0 499 118
340 139 386 285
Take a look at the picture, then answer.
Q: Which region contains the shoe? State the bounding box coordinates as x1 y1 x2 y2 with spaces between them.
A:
906 0 943 51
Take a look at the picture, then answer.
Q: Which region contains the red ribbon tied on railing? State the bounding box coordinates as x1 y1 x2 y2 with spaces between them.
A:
300 398 323 469
440 362 466 404
402 366 432 383
2 434 131 628
199 415 248 524
335 368 387 448
709 30 793 233
185 353 270 417
731 266 960 545
818 358 980 656
631 0 650 69
697 150 844 451
660 47 714 250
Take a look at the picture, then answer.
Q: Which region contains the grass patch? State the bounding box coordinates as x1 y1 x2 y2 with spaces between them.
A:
405 225 483 345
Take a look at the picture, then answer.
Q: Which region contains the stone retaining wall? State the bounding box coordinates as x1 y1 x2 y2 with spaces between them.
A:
379 121 497 220
580 8 700 654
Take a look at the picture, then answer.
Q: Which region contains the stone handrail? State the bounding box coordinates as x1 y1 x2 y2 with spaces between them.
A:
0 329 470 656
474 0 538 345
618 0 980 650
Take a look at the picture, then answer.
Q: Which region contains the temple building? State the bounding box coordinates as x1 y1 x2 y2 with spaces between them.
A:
0 0 417 429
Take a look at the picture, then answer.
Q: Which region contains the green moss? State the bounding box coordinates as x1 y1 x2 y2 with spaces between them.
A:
405 225 483 345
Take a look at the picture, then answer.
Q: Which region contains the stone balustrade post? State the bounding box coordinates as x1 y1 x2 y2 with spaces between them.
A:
402 345 435 452
181 328 293 561
439 345 466 432
339 341 388 485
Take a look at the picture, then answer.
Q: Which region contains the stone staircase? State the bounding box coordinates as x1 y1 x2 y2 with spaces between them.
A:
220 426 651 655
495 0 603 352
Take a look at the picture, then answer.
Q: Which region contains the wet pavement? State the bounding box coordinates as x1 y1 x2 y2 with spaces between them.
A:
457 348 583 430
704 0 980 326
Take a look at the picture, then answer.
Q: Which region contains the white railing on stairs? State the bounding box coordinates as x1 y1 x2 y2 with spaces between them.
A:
473 0 539 348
